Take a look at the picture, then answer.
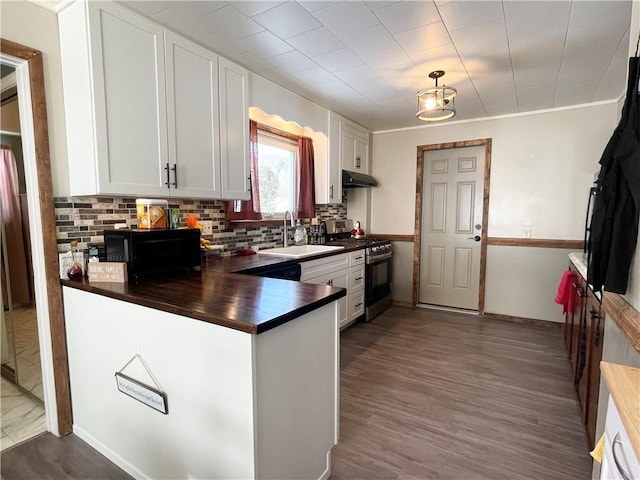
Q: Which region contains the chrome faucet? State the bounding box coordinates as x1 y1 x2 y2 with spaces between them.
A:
283 210 295 247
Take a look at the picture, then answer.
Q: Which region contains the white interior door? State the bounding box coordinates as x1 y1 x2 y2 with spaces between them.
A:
419 146 484 310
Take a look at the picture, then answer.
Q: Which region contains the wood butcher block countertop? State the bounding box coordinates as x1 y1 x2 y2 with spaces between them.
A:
601 362 640 461
60 250 357 334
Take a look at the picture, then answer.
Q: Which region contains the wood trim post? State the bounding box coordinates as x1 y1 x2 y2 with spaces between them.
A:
1 38 73 435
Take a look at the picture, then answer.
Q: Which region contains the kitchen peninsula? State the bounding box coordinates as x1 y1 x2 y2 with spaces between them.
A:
61 256 345 480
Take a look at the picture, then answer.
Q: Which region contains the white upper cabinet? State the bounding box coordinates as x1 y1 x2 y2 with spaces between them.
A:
218 58 250 201
59 0 250 200
341 121 370 174
165 31 221 198
60 0 168 196
315 111 342 204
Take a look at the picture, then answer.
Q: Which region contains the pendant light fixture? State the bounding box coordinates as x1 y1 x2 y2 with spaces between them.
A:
416 70 457 122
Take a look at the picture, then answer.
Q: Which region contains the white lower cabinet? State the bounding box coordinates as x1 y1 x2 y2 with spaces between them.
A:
303 270 349 328
600 396 640 480
300 250 366 330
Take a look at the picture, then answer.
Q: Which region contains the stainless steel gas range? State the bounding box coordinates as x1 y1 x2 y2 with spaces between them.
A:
325 220 392 322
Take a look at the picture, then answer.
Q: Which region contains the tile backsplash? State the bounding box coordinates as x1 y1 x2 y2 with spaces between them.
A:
54 194 347 256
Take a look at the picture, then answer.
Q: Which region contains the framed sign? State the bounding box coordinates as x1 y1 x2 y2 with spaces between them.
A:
115 354 168 414
115 373 168 414
88 262 127 282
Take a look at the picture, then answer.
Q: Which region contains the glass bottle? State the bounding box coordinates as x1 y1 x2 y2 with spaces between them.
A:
67 240 84 280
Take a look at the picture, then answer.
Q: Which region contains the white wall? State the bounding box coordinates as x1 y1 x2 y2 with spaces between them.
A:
372 103 619 321
1 0 70 195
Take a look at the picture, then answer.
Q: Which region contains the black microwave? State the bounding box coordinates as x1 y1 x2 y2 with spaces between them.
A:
104 228 201 280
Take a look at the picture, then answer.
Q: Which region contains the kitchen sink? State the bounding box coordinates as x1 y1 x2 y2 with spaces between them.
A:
257 245 344 259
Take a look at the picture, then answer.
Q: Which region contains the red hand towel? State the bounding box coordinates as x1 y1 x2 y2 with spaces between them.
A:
554 270 576 314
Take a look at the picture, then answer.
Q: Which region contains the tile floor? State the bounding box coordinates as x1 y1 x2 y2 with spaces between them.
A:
1 377 46 450
1 305 46 451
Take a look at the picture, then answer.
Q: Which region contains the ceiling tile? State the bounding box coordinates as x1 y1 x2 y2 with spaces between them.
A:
516 86 555 112
313 48 364 72
437 1 504 32
449 19 508 51
199 35 247 58
393 21 451 53
253 2 321 39
287 27 345 58
554 82 600 107
339 24 398 55
235 30 294 58
147 2 229 39
298 1 341 13
374 1 440 34
230 1 284 17
360 46 413 70
117 1 174 17
503 1 571 29
311 1 380 36
569 1 632 26
188 4 264 41
267 51 318 73
334 64 381 84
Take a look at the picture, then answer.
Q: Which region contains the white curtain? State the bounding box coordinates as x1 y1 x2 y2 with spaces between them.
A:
1 144 30 307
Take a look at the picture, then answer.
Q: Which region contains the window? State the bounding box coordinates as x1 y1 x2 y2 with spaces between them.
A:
226 120 315 222
256 131 298 217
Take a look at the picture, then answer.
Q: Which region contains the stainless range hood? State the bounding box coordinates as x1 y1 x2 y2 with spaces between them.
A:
342 170 378 188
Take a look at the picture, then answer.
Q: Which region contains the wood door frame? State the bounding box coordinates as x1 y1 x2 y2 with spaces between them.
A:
413 138 492 313
1 38 72 435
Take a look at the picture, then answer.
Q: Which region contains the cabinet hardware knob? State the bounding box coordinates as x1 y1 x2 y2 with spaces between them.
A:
171 164 178 188
355 302 363 308
330 185 334 199
355 156 361 168
355 276 363 281
164 163 171 188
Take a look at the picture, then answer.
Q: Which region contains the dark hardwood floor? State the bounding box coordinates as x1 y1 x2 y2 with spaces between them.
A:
0 432 132 479
1 307 591 479
331 306 592 480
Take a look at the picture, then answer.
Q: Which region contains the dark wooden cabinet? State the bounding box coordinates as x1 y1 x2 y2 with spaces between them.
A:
584 288 604 449
563 261 604 450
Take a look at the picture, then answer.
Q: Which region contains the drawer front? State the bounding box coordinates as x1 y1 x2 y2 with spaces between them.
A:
349 249 365 267
348 290 365 321
300 253 349 281
349 265 365 291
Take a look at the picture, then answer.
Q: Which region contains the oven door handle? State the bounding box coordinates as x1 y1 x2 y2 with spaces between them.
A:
367 251 393 264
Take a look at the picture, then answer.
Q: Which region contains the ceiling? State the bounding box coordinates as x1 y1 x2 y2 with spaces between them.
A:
112 1 633 131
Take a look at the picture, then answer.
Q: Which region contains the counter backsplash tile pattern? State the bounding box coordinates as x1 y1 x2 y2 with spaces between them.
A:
54 194 347 256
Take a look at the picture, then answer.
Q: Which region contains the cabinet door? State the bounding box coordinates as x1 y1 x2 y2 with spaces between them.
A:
165 31 221 198
328 113 342 203
304 270 348 327
354 135 369 173
219 57 250 200
342 128 357 172
88 2 168 196
316 111 342 204
347 290 365 325
584 290 604 449
569 274 586 373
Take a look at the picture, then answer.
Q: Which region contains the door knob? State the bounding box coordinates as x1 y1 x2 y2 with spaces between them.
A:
468 235 481 242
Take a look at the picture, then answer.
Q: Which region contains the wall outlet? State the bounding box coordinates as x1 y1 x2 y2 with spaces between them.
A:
200 220 213 236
